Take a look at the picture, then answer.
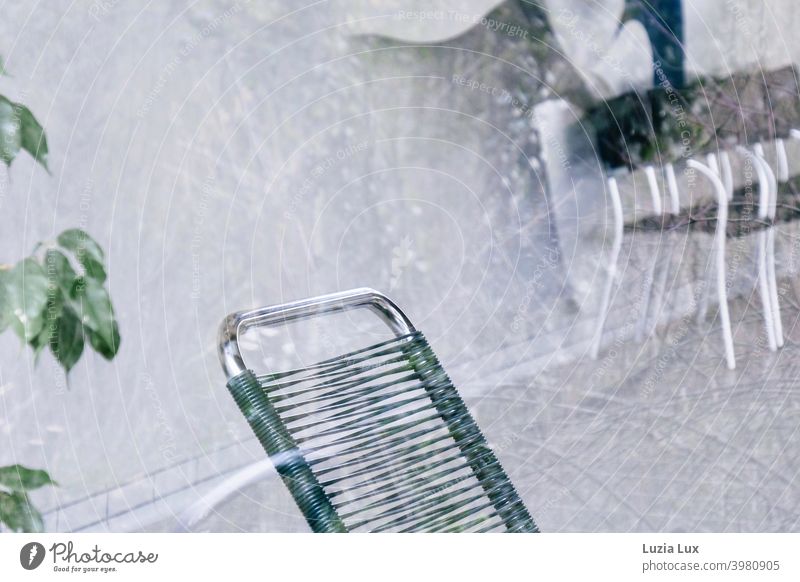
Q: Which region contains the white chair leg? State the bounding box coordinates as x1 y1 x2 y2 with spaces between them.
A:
591 176 624 359
687 159 736 370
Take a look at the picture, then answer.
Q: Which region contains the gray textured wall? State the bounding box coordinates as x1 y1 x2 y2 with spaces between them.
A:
1 1 799 532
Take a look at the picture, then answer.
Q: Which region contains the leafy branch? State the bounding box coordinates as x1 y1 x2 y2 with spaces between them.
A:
0 229 121 372
0 93 48 170
0 465 56 532
0 56 120 533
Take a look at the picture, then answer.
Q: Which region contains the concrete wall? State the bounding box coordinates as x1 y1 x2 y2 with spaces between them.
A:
1 0 799 532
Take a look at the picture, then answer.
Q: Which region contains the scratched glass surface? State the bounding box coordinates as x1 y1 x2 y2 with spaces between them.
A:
1 0 799 532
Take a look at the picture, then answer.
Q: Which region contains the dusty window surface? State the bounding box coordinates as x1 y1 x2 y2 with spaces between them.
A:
1 0 799 533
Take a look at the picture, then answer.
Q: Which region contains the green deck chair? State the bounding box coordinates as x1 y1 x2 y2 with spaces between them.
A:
218 288 538 532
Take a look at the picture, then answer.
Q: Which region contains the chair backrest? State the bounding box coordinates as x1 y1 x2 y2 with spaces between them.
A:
219 288 538 532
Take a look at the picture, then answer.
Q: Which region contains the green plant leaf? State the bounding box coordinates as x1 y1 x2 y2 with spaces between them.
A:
29 321 53 361
50 305 84 372
0 95 48 169
0 491 43 532
0 464 56 492
5 258 48 342
18 105 48 170
31 287 63 362
0 96 21 166
71 277 119 359
57 229 106 283
28 250 75 362
44 248 78 293
0 465 53 532
86 321 120 360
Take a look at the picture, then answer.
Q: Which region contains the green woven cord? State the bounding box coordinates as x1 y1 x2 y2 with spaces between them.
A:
227 333 538 532
227 370 347 532
404 335 539 533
